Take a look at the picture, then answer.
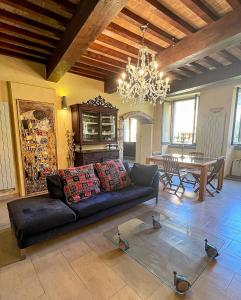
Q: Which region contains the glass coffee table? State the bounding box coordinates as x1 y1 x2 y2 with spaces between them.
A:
104 211 224 294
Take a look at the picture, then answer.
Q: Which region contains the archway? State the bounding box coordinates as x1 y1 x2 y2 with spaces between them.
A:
118 111 153 162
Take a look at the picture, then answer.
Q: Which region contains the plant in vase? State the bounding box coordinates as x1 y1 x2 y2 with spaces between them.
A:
66 130 75 167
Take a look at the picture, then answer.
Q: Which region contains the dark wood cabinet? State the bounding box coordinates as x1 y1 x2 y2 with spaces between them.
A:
70 96 119 166
75 149 119 166
71 96 118 146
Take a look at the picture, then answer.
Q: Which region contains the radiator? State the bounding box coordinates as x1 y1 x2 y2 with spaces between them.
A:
197 108 226 157
0 102 15 191
231 159 241 177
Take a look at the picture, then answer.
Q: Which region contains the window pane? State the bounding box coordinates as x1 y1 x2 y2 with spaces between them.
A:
130 118 137 142
124 118 129 142
172 99 196 144
233 89 241 144
162 102 171 143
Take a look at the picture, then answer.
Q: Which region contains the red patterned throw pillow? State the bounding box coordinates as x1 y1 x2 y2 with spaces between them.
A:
95 159 131 192
58 164 100 204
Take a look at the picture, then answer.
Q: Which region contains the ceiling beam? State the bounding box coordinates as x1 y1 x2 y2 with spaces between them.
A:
219 49 240 63
83 51 126 69
69 70 104 81
107 23 163 52
0 32 54 52
69 68 106 79
119 8 177 44
204 56 223 68
0 40 50 58
50 0 77 14
181 0 219 24
0 9 63 36
1 0 69 25
88 43 137 62
78 56 122 73
0 22 58 45
73 63 116 76
46 0 127 82
145 0 196 34
170 60 241 94
189 62 208 73
97 34 138 55
157 7 241 72
226 0 241 9
178 66 198 77
0 48 47 63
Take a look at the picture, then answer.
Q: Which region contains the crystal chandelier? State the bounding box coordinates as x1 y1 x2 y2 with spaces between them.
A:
117 24 170 106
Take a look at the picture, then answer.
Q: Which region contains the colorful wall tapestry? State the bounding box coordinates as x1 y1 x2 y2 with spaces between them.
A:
17 100 57 195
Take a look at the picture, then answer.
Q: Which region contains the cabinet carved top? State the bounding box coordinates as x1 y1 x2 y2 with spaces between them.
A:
82 96 116 109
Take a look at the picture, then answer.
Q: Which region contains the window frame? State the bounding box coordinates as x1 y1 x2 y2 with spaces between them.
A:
170 96 198 146
123 117 137 143
232 87 241 146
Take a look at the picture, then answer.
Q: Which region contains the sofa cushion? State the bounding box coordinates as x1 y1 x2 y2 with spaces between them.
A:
59 164 101 204
46 175 65 202
8 197 76 239
95 159 131 192
131 163 158 186
69 185 153 218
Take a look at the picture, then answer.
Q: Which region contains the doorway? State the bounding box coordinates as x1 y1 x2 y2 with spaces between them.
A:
123 117 137 163
119 111 153 164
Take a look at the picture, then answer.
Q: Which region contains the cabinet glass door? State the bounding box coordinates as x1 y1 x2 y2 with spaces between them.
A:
101 114 116 142
82 112 99 143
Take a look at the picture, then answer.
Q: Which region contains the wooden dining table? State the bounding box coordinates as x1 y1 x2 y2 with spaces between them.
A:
146 154 225 201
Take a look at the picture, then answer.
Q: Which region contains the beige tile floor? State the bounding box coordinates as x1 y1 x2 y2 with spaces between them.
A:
0 179 241 300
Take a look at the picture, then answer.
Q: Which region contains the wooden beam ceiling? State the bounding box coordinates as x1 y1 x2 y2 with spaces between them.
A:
226 0 241 9
1 0 70 25
189 62 208 73
181 0 219 24
119 8 177 44
83 51 126 69
77 57 122 73
88 43 137 62
107 23 163 52
156 7 241 72
170 60 241 94
0 32 54 52
96 34 138 55
145 0 196 34
46 0 127 82
0 8 63 36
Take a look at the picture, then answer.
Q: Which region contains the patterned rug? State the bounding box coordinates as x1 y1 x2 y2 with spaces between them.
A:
0 228 24 268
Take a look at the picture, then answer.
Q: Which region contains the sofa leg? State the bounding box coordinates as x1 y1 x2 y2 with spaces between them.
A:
20 249 26 260
155 196 159 205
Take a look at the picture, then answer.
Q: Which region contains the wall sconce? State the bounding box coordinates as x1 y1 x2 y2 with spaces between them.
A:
61 96 67 110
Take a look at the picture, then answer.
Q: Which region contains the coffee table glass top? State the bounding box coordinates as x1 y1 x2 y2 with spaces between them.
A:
104 211 224 292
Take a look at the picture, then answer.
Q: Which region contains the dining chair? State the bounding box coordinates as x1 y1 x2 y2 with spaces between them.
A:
152 151 162 156
184 151 205 186
151 151 166 185
162 156 187 195
191 157 224 196
189 152 204 158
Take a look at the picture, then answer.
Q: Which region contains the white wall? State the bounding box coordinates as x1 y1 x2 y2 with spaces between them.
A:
156 82 241 176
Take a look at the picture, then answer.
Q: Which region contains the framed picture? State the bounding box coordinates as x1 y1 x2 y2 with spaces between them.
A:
17 100 58 195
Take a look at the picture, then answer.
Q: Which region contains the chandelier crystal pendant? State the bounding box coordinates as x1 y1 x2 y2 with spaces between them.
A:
117 24 170 106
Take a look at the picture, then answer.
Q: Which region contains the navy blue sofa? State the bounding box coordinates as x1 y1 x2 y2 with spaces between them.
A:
7 162 160 249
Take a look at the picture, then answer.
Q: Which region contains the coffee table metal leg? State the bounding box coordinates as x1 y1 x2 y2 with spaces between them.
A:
173 271 191 294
